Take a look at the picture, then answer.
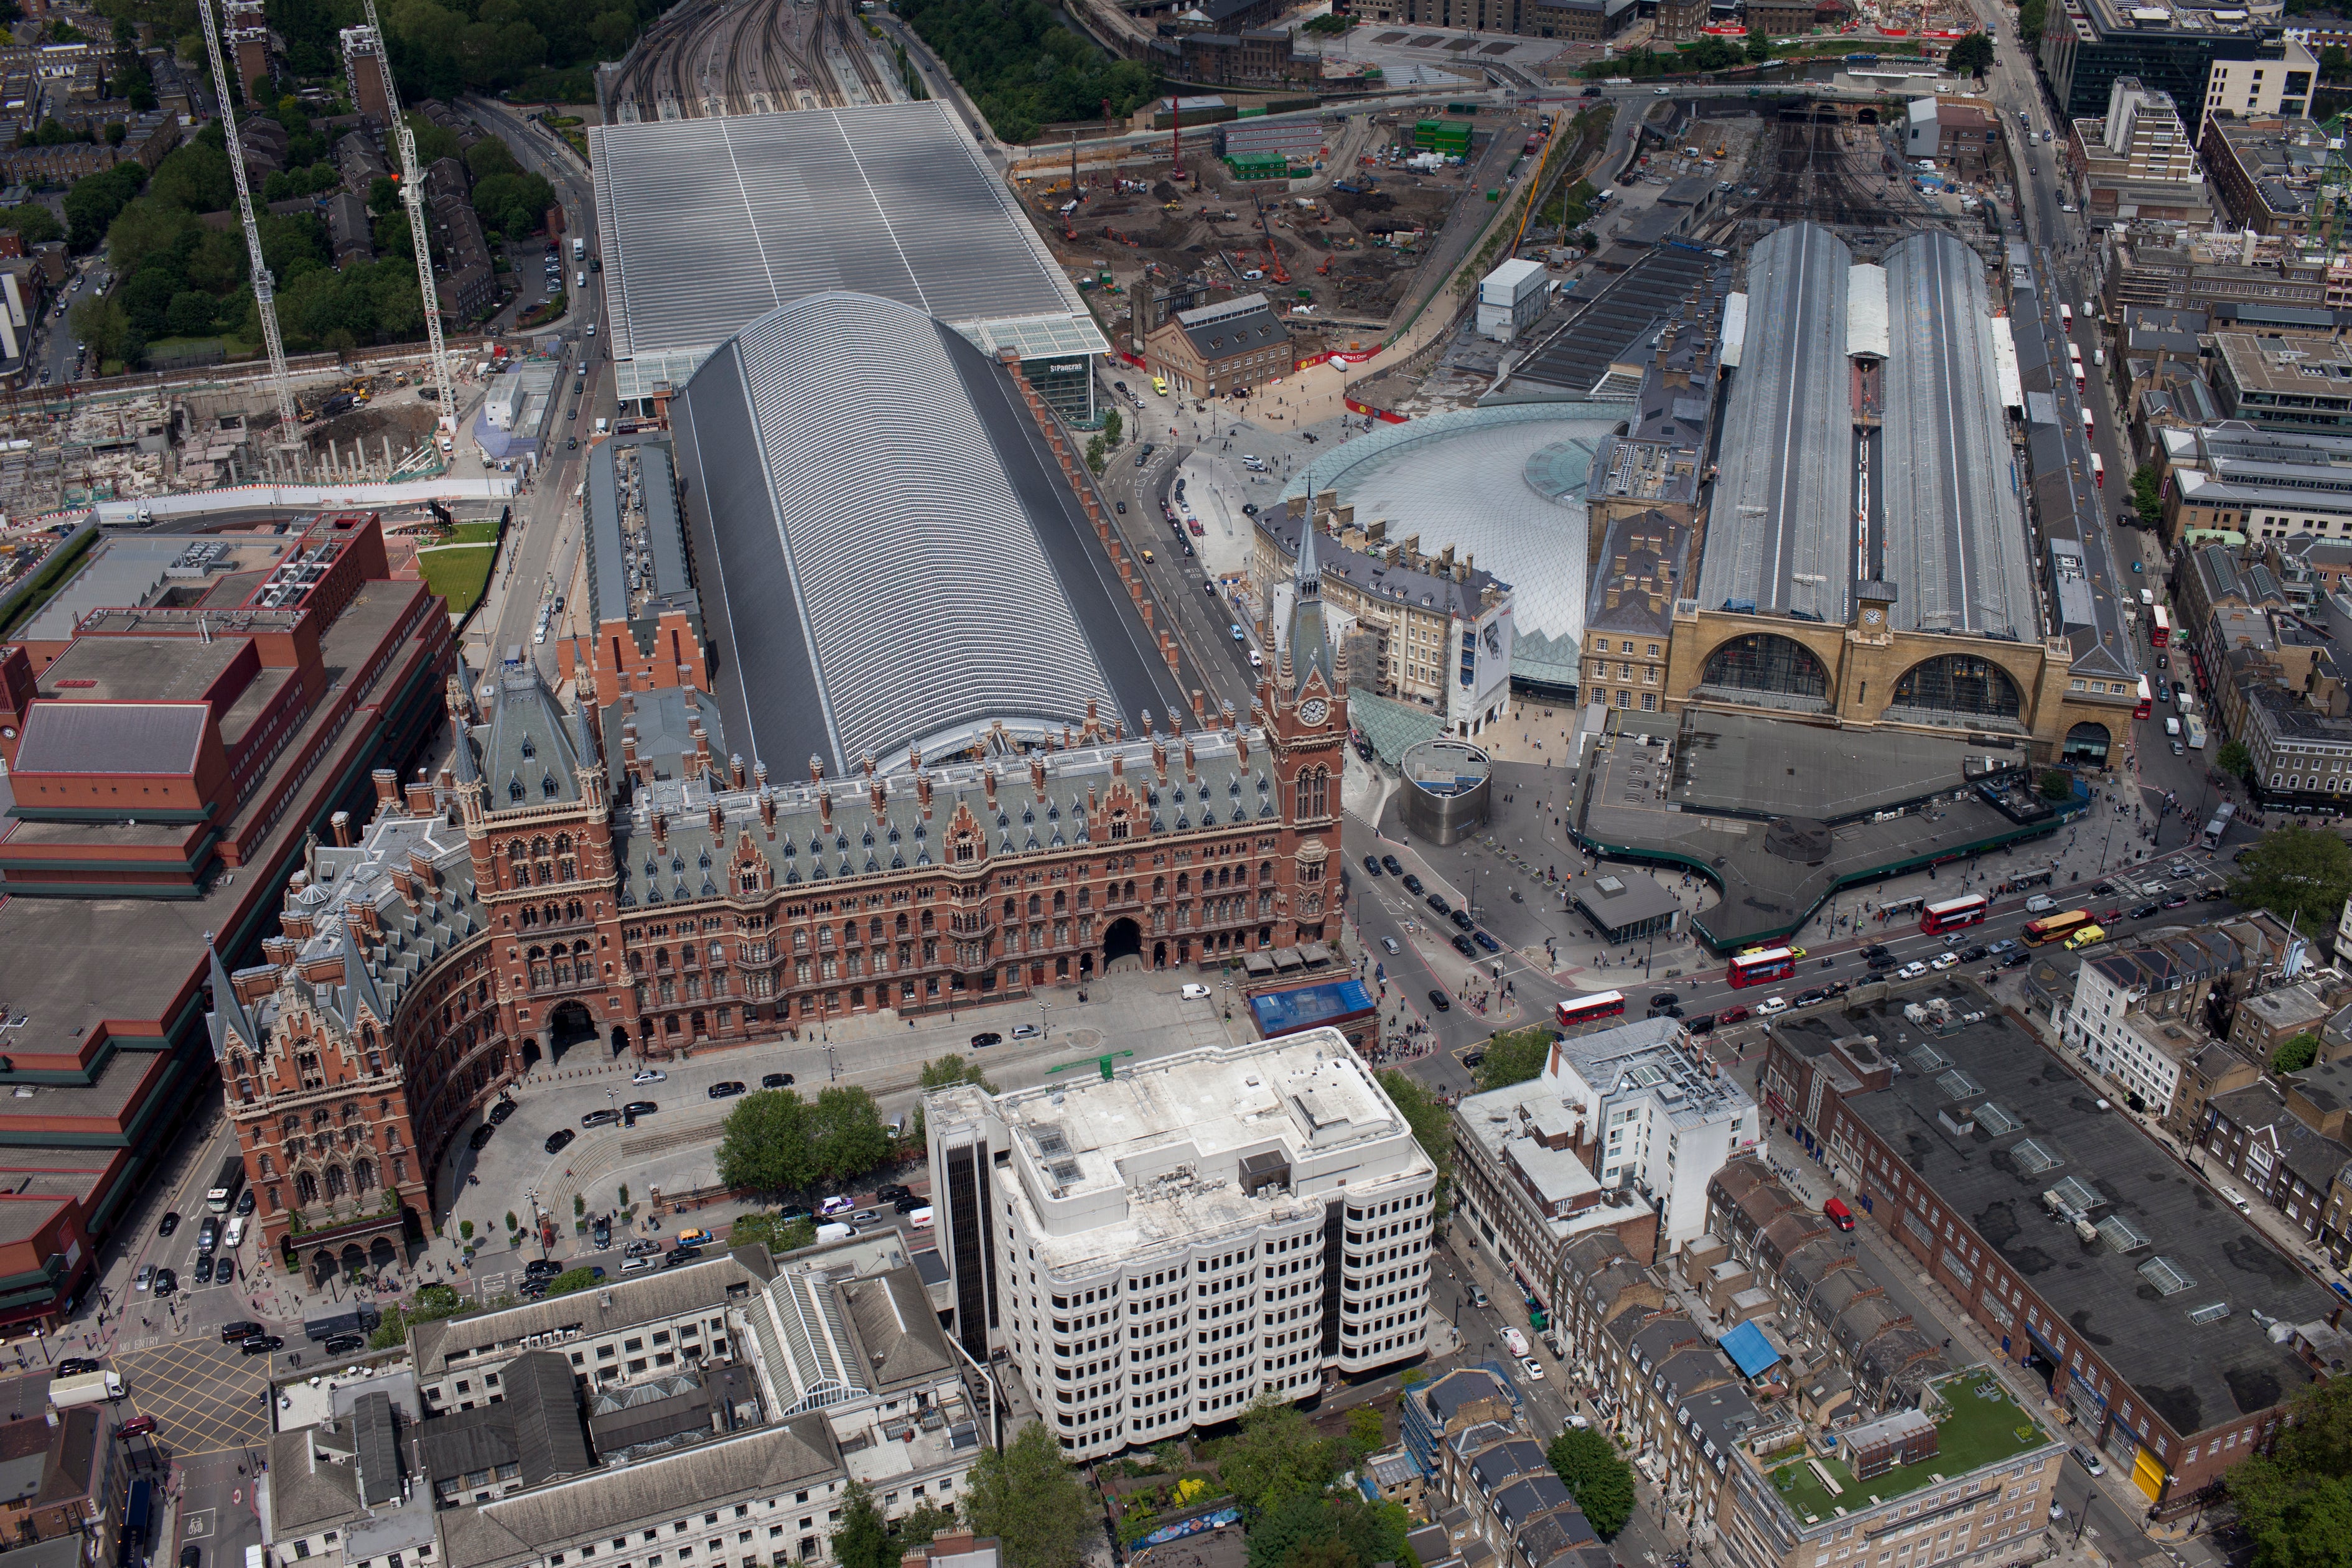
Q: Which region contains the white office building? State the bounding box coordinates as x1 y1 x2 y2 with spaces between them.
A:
924 1029 1437 1459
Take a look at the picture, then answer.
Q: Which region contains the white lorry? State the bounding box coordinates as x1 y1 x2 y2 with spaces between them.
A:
47 1370 123 1408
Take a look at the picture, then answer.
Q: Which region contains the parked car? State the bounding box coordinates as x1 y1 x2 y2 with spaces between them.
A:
969 1032 1001 1049
544 1129 576 1154
760 1072 794 1087
323 1332 367 1355
524 1259 564 1279
582 1108 621 1128
592 1216 612 1249
707 1080 746 1099
663 1246 702 1267
1381 855 1404 875
1428 989 1452 1013
633 1068 666 1085
1180 982 1213 999
623 1101 658 1116
239 1335 284 1356
2162 895 2190 909
469 1124 496 1151
1472 930 1501 953
625 1238 665 1258
1012 1023 1040 1040
1425 894 1451 917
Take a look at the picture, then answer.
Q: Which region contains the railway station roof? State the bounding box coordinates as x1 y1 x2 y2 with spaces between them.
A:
667 291 1185 775
589 103 1108 401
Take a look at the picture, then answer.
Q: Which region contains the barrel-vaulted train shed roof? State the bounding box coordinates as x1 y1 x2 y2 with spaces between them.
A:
589 101 1108 401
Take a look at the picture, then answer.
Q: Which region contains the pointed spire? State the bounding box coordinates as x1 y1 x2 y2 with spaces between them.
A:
339 919 388 1032
205 932 259 1060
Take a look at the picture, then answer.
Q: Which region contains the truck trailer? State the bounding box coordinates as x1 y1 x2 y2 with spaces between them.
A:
47 1370 123 1408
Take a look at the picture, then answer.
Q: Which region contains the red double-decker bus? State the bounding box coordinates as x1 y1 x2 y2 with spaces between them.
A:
2133 675 2153 719
1728 948 1797 989
1556 991 1628 1029
1920 894 1988 935
2150 605 2171 647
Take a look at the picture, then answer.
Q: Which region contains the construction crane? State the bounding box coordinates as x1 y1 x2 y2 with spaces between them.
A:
1251 192 1289 284
358 0 457 427
193 0 295 433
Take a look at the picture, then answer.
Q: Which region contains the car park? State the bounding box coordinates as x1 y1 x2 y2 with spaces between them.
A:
707 1080 746 1099
1429 989 1452 1012
544 1129 576 1154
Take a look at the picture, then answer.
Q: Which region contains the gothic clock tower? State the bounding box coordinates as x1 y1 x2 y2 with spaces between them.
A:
1262 517 1349 947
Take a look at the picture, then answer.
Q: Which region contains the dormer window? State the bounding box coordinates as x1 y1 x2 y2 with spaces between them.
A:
520 736 536 760
509 780 525 803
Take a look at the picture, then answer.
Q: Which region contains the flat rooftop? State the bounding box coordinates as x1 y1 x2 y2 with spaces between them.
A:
1577 715 2065 951
16 533 299 645
1811 982 2338 1439
1507 242 1722 398
35 633 247 704
1758 1369 2053 1526
589 102 1106 400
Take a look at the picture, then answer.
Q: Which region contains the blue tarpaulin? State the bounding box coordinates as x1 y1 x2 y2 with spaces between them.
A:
1720 1320 1781 1378
1249 978 1375 1035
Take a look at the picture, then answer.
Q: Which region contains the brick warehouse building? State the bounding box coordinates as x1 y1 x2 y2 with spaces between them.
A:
213 527 1353 1276
0 512 455 1325
1757 984 2344 1517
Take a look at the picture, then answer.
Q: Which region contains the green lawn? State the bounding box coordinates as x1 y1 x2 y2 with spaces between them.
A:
1766 1371 2050 1525
416 543 497 614
449 519 504 545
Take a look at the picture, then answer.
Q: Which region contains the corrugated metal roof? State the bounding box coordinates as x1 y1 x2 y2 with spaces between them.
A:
12 702 207 776
1847 263 1890 360
590 102 1098 368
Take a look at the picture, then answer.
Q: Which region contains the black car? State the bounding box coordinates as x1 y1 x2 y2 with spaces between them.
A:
761 1071 795 1086
969 1032 1002 1049
623 1100 657 1116
2002 951 2033 968
1462 1050 1485 1068
1867 953 1898 971
707 1080 746 1099
323 1332 367 1354
1425 893 1451 917
544 1129 576 1154
239 1335 283 1356
1792 988 1828 1007
1863 943 1892 961
877 1183 912 1203
236 1188 256 1216
1824 980 1852 997
895 1195 926 1213
1445 908 1472 932
1959 945 1989 962
2200 889 2230 902
581 1108 621 1128
566 436 577 450
469 1124 496 1151
592 1216 612 1248
193 1256 214 1286
1646 1003 1684 1019
197 1216 219 1252
663 1245 702 1267
523 1259 564 1279
55 1357 100 1376
1428 989 1452 1013
1361 855 1382 876
2093 881 2116 896
1450 934 1477 957
1650 992 1680 1008
1686 1014 1718 1034
2129 902 2160 920
1472 930 1501 953
1401 873 1425 895
1381 854 1404 875
152 1269 176 1297
180 1548 200 1568
488 1099 518 1125
157 1210 179 1237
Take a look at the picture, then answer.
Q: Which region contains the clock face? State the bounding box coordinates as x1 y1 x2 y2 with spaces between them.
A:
1863 609 1883 625
1299 698 1330 726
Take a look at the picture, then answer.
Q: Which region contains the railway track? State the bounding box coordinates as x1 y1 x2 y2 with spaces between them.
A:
612 0 894 120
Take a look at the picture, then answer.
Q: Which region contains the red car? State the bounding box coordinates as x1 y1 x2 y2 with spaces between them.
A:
2096 908 2122 923
1717 1005 1750 1025
1187 519 1204 536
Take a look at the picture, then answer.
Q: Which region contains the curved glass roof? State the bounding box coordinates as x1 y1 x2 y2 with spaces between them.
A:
1282 403 1632 656
673 292 1177 773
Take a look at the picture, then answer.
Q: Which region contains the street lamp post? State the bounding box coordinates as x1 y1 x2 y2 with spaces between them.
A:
1038 1001 1051 1041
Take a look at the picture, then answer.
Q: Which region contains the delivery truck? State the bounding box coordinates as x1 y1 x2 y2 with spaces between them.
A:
47 1370 123 1408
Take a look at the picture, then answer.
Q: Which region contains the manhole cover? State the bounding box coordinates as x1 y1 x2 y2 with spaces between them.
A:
1070 1028 1104 1050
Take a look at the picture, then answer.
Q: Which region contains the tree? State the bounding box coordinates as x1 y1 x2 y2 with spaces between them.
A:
920 1053 997 1093
2220 739 2256 779
2323 43 2351 80
892 1502 959 1552
0 203 62 245
2130 462 2163 530
727 1210 818 1256
1103 408 1122 447
2274 1032 2322 1075
1546 1429 1635 1540
715 1088 814 1193
1220 1398 1345 1513
810 1085 890 1182
2017 0 2046 44
2228 826 2352 934
70 292 129 365
833 1481 895 1568
1345 1405 1384 1457
543 1266 602 1297
1376 1068 1452 1217
1085 432 1106 473
62 161 145 251
964 1422 1095 1568
1475 1025 1554 1091
2038 768 2074 803
1945 30 1994 75
2228 1377 2352 1568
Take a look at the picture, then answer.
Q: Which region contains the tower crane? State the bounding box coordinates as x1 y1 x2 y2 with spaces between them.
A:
358 0 457 427
193 0 295 432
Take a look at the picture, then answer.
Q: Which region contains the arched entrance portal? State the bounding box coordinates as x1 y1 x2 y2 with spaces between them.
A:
1887 654 2024 723
2063 721 2112 766
1104 918 1144 973
369 1236 398 1269
1701 633 1831 702
310 1248 336 1285
610 1025 630 1057
548 1001 596 1064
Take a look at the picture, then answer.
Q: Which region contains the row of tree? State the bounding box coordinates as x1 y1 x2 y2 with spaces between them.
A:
714 1083 895 1193
895 0 1160 145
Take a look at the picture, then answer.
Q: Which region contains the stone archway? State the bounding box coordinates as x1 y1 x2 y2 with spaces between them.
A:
610 1025 630 1057
339 1243 366 1277
1699 632 1832 704
1104 917 1144 973
370 1236 398 1269
548 1001 596 1064
2063 721 2114 766
521 1038 542 1070
310 1248 337 1285
1152 940 1167 969
1886 653 2025 724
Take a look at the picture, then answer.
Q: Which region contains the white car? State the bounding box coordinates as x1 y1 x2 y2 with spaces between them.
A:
1897 961 1931 979
1930 953 1961 970
1755 996 1790 1017
1180 982 1213 1000
632 1068 666 1085
1520 1356 1546 1381
2047 1504 2065 1523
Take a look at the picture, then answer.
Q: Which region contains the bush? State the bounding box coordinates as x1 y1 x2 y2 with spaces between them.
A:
2037 768 2074 802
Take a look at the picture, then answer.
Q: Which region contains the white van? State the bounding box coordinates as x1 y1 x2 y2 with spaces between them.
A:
907 1206 935 1230
2023 894 2056 914
224 1215 247 1248
2164 716 2181 738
